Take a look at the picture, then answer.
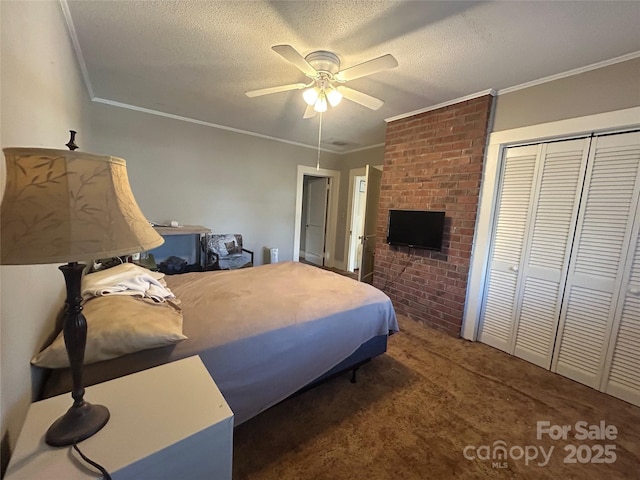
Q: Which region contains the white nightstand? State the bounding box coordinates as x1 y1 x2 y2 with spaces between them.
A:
5 356 234 479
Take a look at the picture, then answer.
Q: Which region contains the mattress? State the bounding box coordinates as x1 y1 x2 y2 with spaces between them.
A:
40 261 399 424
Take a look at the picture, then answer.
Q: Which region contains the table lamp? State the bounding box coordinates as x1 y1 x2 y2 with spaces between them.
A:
0 136 163 446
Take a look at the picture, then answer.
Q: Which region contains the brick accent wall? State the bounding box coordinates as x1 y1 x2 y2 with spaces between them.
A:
373 95 493 336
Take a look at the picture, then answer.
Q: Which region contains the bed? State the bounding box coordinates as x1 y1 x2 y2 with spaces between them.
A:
38 261 399 425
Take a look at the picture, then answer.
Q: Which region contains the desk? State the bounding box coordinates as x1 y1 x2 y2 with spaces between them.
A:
5 357 233 480
151 225 211 268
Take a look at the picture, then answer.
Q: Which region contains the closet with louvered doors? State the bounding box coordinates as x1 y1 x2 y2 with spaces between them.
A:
478 130 640 406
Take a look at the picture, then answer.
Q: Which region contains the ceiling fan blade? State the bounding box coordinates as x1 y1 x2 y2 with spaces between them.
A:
245 83 307 98
334 54 398 82
272 45 317 77
303 104 317 119
337 86 384 110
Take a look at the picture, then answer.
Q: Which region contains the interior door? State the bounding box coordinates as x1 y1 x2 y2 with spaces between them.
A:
552 131 640 389
478 144 539 351
478 138 589 366
358 166 382 283
512 139 590 368
348 174 366 272
603 202 640 405
305 176 329 266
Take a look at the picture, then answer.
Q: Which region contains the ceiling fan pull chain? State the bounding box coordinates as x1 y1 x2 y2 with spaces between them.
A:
317 112 323 171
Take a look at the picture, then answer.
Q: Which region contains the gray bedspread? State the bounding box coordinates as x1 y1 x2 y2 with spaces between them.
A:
41 261 398 425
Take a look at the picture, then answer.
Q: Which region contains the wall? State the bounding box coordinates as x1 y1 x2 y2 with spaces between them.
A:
493 57 640 131
373 96 494 336
86 102 342 266
87 100 385 270
0 1 93 473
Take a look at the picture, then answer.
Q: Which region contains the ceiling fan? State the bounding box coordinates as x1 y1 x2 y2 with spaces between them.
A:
246 45 398 118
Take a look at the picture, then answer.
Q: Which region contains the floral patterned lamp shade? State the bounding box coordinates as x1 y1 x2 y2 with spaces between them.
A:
1 148 163 265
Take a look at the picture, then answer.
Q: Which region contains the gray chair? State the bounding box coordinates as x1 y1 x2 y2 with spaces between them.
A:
201 234 253 270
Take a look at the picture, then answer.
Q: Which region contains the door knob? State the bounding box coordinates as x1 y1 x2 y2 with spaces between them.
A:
510 266 519 272
629 287 640 295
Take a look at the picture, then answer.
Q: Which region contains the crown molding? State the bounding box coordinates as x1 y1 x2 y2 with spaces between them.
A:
497 50 640 95
91 98 339 154
385 89 497 123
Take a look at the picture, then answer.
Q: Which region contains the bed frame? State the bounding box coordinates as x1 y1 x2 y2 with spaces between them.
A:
300 334 388 391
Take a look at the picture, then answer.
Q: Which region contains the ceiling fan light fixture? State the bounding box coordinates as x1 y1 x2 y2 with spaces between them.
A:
303 86 319 106
326 87 342 107
249 45 396 119
314 92 328 113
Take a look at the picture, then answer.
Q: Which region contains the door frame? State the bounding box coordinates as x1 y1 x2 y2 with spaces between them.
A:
344 167 367 272
462 106 640 341
293 165 341 267
344 165 384 273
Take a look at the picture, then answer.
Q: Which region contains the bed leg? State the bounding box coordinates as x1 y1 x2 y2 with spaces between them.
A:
350 366 359 384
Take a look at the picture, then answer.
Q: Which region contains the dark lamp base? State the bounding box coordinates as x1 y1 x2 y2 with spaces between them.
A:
45 402 110 447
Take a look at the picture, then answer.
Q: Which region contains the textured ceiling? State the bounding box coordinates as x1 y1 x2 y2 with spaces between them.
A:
64 0 640 153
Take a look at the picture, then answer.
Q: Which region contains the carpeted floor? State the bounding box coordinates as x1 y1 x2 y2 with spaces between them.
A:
233 315 640 479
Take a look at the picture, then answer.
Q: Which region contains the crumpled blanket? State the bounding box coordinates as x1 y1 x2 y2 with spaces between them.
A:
82 263 176 303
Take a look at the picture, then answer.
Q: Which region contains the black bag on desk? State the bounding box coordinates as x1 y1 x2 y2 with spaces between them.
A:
158 256 188 275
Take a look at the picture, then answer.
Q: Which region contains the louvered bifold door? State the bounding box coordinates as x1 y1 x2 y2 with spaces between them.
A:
512 139 590 368
601 132 640 406
478 145 538 351
552 131 640 389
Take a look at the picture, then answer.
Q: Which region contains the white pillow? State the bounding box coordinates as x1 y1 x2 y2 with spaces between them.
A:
32 296 187 368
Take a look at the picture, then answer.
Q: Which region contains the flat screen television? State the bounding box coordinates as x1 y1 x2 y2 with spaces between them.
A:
386 210 446 251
